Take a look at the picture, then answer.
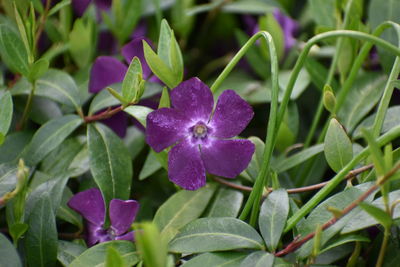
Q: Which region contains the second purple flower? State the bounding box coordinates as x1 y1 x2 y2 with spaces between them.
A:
146 78 255 190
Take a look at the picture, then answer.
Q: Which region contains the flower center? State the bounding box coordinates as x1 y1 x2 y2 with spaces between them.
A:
192 123 208 139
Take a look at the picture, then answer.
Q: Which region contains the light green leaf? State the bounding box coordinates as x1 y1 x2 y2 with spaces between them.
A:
23 115 82 166
0 131 32 163
182 252 247 267
57 187 82 228
207 188 243 218
309 0 336 28
359 202 392 228
259 189 289 251
169 217 265 253
124 105 154 127
0 233 22 267
153 183 216 242
25 194 58 267
324 118 353 173
240 251 274 267
0 24 29 75
241 136 264 181
0 163 17 199
135 222 167 267
105 246 126 267
139 150 162 180
320 234 370 254
122 57 142 103
158 86 170 108
69 19 93 68
275 144 324 173
57 241 86 267
87 124 133 206
0 91 13 145
28 58 49 82
69 241 139 267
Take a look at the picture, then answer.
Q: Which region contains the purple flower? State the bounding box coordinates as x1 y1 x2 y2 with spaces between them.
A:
67 188 139 247
145 78 255 190
244 9 299 53
71 0 111 17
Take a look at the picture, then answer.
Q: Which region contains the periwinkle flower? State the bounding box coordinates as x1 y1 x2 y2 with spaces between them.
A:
68 188 139 246
146 78 255 190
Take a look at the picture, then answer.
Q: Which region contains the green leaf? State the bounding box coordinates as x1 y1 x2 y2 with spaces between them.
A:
169 29 184 83
0 24 29 75
207 188 243 218
87 123 133 206
89 84 121 115
309 0 336 28
9 223 28 244
319 234 370 254
25 194 58 267
240 251 274 267
361 128 386 176
69 19 93 68
259 189 289 251
122 57 142 104
241 136 264 181
338 74 386 132
158 19 173 65
69 241 139 267
0 233 22 267
118 0 141 43
259 12 284 61
105 246 126 267
57 241 86 267
0 91 13 145
28 58 49 82
221 0 275 14
13 2 32 64
169 217 265 253
275 144 324 173
48 0 72 16
305 57 339 91
124 105 154 127
143 40 178 88
0 163 18 197
153 183 216 242
0 131 32 163
324 118 353 173
359 202 392 228
135 222 168 267
23 115 82 166
158 86 170 108
56 187 83 228
139 150 162 180
12 69 82 109
182 252 248 267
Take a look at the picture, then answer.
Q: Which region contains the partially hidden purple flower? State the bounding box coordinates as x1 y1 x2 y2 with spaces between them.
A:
244 9 299 53
145 78 255 190
67 188 139 247
71 0 111 17
89 37 159 137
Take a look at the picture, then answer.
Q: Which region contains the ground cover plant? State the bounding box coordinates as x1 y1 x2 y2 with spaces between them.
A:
1 0 400 266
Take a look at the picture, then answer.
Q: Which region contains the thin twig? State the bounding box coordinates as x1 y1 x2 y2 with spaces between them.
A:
35 0 51 46
274 162 400 257
213 164 373 195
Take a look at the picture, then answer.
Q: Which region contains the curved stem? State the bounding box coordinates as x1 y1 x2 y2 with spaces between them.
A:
284 125 400 232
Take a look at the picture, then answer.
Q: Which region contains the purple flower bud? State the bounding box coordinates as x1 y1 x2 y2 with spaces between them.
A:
145 78 255 190
67 188 139 246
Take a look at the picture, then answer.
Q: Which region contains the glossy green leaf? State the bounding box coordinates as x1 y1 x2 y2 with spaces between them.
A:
0 91 13 145
324 118 353 173
153 183 216 242
359 202 392 228
23 115 82 166
57 241 86 267
124 126 145 160
12 69 82 109
0 233 22 267
259 189 289 251
25 194 58 267
240 251 274 267
158 19 173 65
0 131 32 163
122 57 142 103
143 40 177 88
87 123 132 205
275 144 324 173
0 24 29 75
69 241 139 267
88 83 121 115
207 188 243 218
353 106 400 139
139 150 162 180
28 58 49 82
169 217 265 253
338 74 386 132
124 105 154 127
0 163 17 199
182 252 247 267
68 144 90 177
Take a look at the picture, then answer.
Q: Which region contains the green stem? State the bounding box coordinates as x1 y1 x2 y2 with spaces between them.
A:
284 125 400 232
211 31 280 226
376 227 390 267
18 81 36 130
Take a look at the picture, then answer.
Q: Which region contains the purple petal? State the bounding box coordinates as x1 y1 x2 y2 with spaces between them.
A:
209 90 254 138
115 231 135 242
67 188 105 225
273 9 298 52
170 78 214 121
131 21 147 39
243 15 259 36
168 139 206 190
109 199 139 235
201 139 255 178
86 222 109 247
101 111 128 137
145 108 189 152
94 0 111 10
89 56 127 93
121 38 152 79
98 31 119 55
71 0 91 16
